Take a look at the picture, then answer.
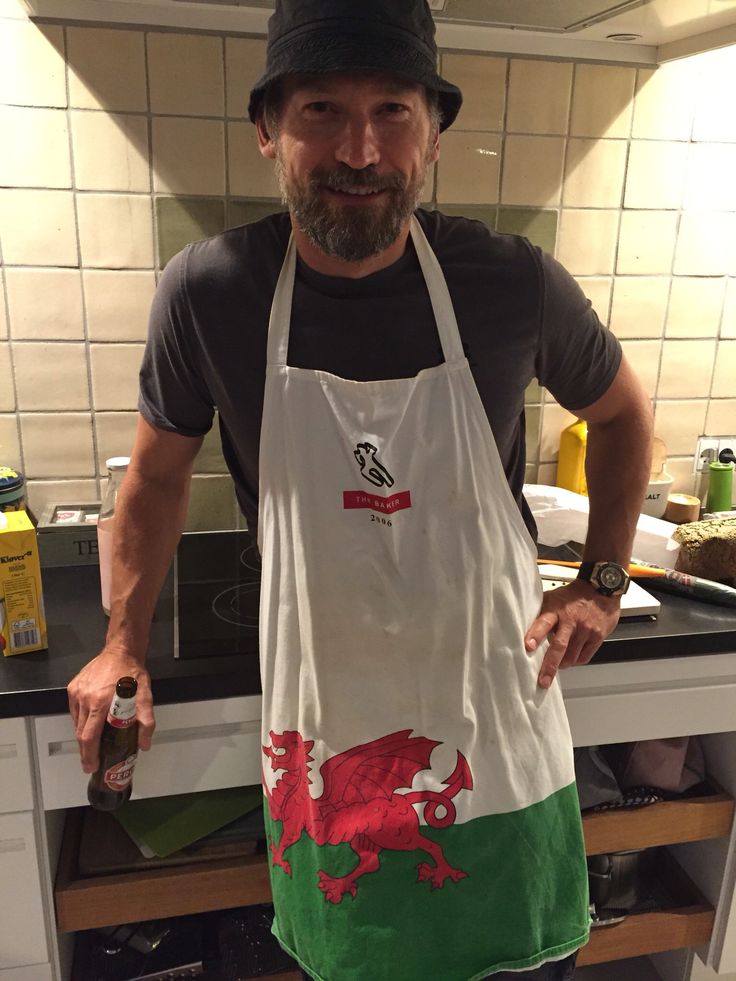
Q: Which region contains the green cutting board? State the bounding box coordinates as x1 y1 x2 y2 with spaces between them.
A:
114 785 263 858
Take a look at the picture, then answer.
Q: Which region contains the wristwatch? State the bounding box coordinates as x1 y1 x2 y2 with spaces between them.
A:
577 561 631 597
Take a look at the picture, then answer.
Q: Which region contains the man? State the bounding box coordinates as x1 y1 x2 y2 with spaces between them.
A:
68 1 653 978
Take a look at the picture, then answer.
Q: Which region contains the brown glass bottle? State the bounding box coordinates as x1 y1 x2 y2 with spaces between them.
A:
87 676 138 811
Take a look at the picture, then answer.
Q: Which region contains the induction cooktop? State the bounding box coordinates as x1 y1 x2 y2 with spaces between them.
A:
174 529 260 660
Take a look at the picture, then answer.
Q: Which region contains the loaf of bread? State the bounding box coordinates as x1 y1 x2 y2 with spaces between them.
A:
673 517 736 582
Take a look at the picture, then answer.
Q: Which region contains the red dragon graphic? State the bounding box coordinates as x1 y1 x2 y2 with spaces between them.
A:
262 729 473 903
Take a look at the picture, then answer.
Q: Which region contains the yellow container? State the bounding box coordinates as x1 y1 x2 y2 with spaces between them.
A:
0 510 47 655
556 419 588 495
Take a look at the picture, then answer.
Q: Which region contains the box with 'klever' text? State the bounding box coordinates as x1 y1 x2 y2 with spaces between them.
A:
0 510 47 655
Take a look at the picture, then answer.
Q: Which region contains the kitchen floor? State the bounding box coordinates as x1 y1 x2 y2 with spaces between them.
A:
577 958 662 980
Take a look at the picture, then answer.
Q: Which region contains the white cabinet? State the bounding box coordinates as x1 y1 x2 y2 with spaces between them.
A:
14 659 736 981
0 716 33 813
34 694 264 810
0 716 49 974
0 967 53 981
0 810 48 970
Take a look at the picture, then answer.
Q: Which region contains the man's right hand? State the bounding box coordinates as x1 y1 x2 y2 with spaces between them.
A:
67 650 155 773
67 416 201 774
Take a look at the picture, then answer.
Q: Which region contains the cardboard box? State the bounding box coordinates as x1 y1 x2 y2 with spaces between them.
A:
0 510 47 655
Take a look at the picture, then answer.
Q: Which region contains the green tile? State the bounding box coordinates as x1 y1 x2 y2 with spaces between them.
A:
525 404 541 463
227 198 287 229
525 380 543 404
156 197 226 267
437 204 497 229
496 208 558 254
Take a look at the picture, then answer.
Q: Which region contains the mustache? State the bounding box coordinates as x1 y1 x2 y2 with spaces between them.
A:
310 166 406 194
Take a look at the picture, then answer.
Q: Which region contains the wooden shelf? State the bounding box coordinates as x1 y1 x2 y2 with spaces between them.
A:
582 780 734 855
55 808 272 933
578 849 715 966
56 780 734 967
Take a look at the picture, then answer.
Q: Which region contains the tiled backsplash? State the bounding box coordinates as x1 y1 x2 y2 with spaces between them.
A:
0 6 735 526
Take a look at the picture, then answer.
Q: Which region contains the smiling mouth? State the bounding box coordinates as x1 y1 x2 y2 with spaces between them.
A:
324 186 387 200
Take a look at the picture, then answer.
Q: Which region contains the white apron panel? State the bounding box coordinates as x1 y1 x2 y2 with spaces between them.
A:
258 219 575 822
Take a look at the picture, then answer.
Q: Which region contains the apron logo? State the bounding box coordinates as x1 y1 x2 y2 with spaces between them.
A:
343 489 411 513
354 441 394 488
346 442 411 514
263 729 473 904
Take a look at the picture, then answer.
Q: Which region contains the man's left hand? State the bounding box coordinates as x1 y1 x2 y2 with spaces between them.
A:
524 581 621 689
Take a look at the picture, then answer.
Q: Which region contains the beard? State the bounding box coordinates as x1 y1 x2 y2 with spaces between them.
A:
275 154 428 263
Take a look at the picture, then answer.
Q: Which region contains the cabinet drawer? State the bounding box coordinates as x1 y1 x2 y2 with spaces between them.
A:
35 695 263 810
0 965 53 981
578 848 714 966
56 807 273 932
0 811 48 969
582 780 734 854
0 717 33 813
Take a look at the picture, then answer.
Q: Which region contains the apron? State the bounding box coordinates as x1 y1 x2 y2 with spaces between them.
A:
258 218 590 981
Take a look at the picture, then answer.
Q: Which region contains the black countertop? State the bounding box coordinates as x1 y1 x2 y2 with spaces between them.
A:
2 561 736 720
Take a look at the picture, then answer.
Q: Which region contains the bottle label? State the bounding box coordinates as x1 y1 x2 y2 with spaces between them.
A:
104 753 137 790
107 693 136 728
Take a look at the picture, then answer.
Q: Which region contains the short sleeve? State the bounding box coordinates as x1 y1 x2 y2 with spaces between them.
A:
138 247 215 437
535 251 622 412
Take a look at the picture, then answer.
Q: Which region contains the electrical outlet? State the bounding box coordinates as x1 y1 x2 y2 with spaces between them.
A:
694 437 719 472
694 436 736 472
716 436 736 462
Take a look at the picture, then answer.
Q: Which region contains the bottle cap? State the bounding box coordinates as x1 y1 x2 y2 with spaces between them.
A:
106 457 130 471
115 677 137 698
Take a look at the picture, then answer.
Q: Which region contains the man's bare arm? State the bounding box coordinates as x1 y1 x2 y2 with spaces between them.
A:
67 415 204 772
525 354 653 686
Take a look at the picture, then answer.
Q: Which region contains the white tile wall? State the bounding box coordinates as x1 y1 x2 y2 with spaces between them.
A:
152 118 226 195
67 27 147 112
5 269 85 339
0 189 77 265
76 194 154 268
0 17 735 510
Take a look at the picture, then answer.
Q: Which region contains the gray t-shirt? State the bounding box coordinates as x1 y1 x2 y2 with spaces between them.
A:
139 209 621 541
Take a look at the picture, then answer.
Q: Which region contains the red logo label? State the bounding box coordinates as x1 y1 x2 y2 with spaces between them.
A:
104 754 137 791
108 713 136 728
343 490 412 514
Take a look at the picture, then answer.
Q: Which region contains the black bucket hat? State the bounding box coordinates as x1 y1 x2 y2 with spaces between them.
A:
248 0 463 132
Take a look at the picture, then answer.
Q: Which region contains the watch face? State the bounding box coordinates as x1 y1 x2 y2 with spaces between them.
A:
597 563 625 591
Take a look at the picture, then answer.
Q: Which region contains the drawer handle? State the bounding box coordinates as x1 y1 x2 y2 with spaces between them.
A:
47 719 261 756
0 743 18 761
154 720 261 745
0 837 26 854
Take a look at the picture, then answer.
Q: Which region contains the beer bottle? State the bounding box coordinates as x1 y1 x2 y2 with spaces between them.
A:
87 676 138 811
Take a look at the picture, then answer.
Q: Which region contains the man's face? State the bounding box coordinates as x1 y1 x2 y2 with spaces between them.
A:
257 72 440 263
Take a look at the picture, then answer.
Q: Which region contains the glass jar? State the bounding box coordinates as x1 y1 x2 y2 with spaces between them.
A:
98 457 130 616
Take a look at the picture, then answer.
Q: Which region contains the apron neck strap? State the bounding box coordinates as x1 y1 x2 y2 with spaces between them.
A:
409 216 465 364
266 216 466 367
267 233 297 367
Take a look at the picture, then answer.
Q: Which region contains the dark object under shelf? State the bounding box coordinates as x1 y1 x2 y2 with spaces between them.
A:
72 915 204 980
217 905 297 980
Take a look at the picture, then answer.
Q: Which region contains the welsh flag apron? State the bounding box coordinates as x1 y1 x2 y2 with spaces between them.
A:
258 218 590 980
